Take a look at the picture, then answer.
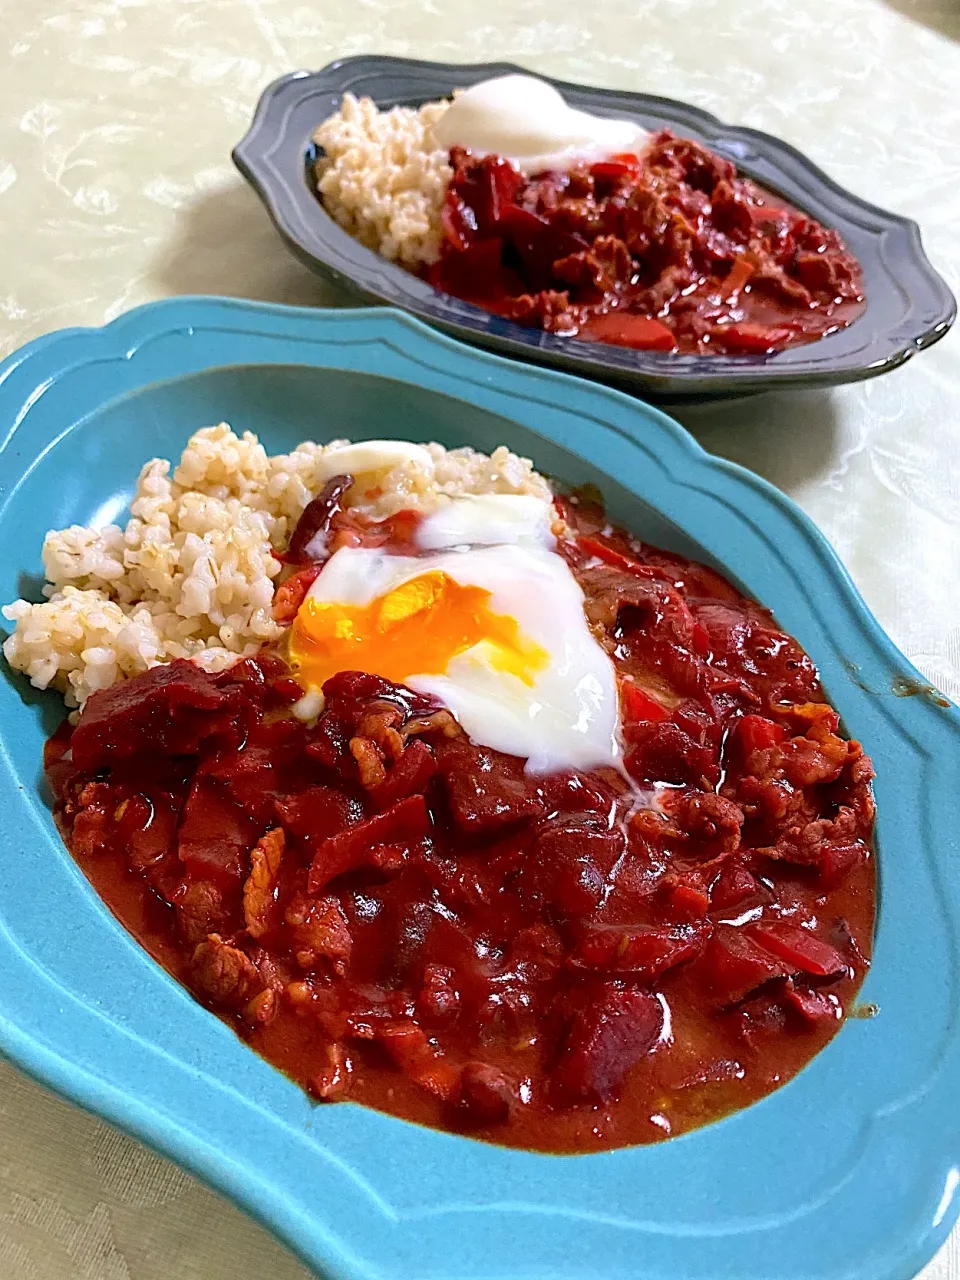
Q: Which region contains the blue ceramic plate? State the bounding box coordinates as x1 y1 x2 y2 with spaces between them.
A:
232 56 956 400
1 297 959 1280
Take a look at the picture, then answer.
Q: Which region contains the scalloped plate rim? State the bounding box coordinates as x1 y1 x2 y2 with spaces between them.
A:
0 297 959 1280
231 55 956 397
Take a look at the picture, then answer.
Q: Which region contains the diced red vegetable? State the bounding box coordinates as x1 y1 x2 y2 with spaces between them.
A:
735 714 787 755
690 622 711 657
625 720 718 787
366 738 437 810
430 235 509 300
118 792 177 873
440 192 474 251
519 821 619 916
376 1019 460 1102
71 659 251 771
322 669 438 725
781 981 841 1025
206 745 289 826
710 860 759 911
590 153 642 181
178 773 258 889
571 921 709 979
712 322 798 353
581 312 677 351
578 536 658 577
818 841 868 888
435 737 544 836
307 794 432 891
459 1062 516 1124
665 877 712 922
703 925 793 1005
275 784 363 844
620 679 671 726
551 985 664 1104
747 921 849 978
722 257 755 297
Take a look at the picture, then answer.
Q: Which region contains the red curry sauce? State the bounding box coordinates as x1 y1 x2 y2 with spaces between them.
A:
427 131 865 355
47 488 875 1152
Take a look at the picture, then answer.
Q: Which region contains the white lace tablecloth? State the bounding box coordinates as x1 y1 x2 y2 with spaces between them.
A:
0 0 957 1275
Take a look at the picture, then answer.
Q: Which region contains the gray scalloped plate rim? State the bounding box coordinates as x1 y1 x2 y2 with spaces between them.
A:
1 297 960 1280
232 55 956 399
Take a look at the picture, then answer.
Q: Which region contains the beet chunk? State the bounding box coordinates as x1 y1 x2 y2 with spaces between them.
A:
551 985 664 1105
322 670 438 726
275 784 363 844
178 773 258 890
781 980 841 1025
367 738 437 810
519 819 622 916
307 794 432 891
748 921 849 978
376 1019 460 1101
72 659 251 771
571 921 710 980
703 924 793 1006
206 745 291 826
459 1062 516 1124
436 738 544 836
710 859 760 910
624 721 718 787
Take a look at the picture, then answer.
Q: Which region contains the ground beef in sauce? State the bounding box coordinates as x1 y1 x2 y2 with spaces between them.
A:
47 491 875 1153
427 131 864 355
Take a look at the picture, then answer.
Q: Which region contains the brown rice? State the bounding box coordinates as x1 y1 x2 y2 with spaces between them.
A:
313 93 453 268
2 424 551 709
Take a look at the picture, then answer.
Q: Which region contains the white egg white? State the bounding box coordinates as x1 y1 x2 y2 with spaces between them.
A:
313 439 435 487
432 74 650 175
415 493 556 552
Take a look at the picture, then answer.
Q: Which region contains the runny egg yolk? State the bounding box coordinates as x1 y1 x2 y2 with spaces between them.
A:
287 569 549 690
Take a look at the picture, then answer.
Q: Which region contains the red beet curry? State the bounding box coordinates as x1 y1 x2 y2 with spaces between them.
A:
425 131 865 355
48 483 875 1152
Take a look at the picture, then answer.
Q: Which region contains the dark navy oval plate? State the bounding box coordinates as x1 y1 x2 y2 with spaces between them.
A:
1 298 960 1280
232 56 955 400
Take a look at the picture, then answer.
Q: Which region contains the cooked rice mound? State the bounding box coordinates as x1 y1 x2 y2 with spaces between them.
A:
2 424 550 709
313 92 453 268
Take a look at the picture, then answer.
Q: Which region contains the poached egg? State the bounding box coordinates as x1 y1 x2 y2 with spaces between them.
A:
431 74 650 175
288 491 620 774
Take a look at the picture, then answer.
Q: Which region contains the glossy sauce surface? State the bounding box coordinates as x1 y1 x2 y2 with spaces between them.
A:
49 491 875 1152
427 131 865 355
